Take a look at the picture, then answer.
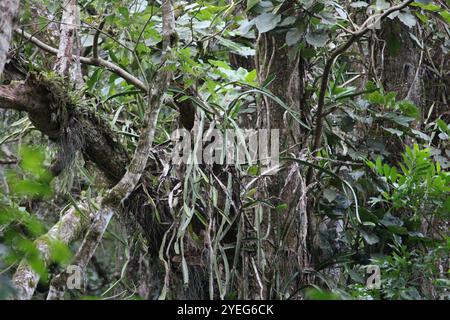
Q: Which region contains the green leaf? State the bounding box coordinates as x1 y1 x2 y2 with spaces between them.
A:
383 127 404 137
439 10 450 24
387 225 408 235
360 230 380 245
411 129 431 142
380 212 403 227
19 146 46 177
323 188 337 203
87 68 103 90
444 197 450 212
246 0 259 11
286 28 302 46
306 289 341 300
375 0 390 11
50 240 72 265
398 12 417 28
410 2 441 11
436 119 450 134
275 203 288 212
367 91 385 104
390 167 398 182
397 100 419 118
350 1 369 8
216 37 255 57
248 165 259 176
383 163 391 177
244 69 257 84
376 156 383 174
208 59 231 70
255 13 281 33
9 180 52 198
382 113 415 127
305 30 328 47
237 19 255 35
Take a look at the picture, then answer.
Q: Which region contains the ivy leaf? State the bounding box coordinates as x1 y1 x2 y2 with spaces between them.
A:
255 13 281 33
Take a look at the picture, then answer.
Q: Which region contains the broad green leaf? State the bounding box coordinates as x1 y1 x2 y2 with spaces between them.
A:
380 213 403 227
360 230 380 245
286 28 302 46
398 12 417 28
305 30 328 47
246 0 259 11
323 188 337 203
383 127 404 137
375 0 390 11
255 13 281 33
439 10 450 24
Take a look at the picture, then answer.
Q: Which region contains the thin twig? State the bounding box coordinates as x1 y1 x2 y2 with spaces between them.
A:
14 28 147 91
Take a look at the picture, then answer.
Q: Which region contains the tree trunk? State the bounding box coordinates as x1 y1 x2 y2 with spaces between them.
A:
0 0 20 75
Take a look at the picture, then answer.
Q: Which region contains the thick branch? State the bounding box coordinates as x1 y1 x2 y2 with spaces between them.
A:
0 77 129 183
0 81 47 112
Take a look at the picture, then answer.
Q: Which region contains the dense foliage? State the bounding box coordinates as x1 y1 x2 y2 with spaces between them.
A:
0 0 448 300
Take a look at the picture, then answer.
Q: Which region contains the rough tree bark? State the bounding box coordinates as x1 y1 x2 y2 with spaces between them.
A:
0 0 20 75
55 0 77 77
252 0 310 299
